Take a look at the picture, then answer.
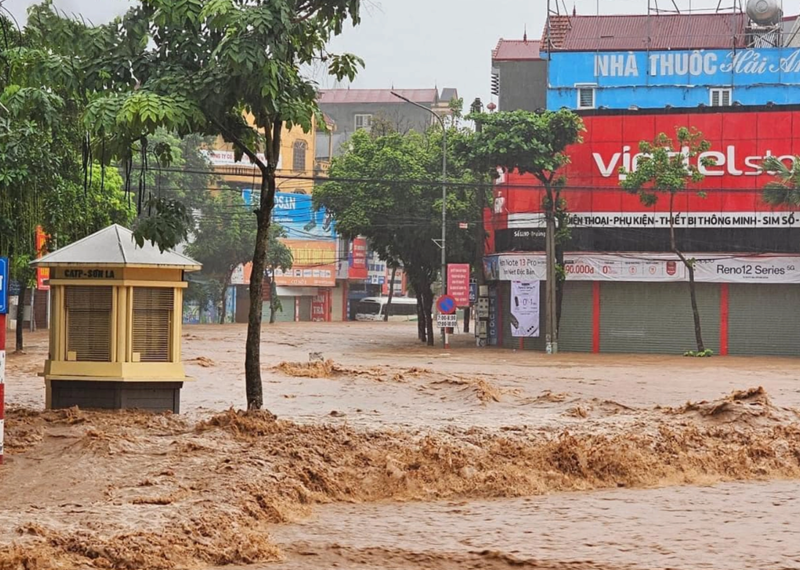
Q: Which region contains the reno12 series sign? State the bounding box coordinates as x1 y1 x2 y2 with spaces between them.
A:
492 108 800 254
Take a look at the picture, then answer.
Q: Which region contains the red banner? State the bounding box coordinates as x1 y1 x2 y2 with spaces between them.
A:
447 263 470 307
495 108 800 229
349 237 368 280
35 226 50 291
311 290 329 322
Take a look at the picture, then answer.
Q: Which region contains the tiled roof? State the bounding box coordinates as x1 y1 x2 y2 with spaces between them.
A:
543 13 747 51
318 89 438 105
440 87 459 102
492 39 542 61
32 224 201 269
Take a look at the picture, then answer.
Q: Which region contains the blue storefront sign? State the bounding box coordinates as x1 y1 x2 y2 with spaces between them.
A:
547 47 800 109
469 281 478 304
242 190 335 241
0 257 7 314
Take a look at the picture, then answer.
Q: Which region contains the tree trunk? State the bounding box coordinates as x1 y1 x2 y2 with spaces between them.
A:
268 272 277 324
16 286 26 352
220 285 227 324
422 286 435 347
555 245 565 332
244 170 276 410
416 291 426 342
669 193 705 352
687 263 705 352
464 306 470 334
384 266 397 322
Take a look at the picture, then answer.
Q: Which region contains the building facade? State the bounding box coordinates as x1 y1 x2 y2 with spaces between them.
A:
543 12 800 110
317 88 459 158
482 8 800 356
491 38 547 111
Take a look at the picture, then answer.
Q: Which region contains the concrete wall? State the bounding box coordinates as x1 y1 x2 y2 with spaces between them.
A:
496 60 548 112
319 102 435 157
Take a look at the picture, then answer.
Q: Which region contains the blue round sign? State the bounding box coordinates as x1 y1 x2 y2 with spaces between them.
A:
436 295 457 315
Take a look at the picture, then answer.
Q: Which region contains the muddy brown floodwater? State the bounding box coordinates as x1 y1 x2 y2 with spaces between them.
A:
2 322 800 570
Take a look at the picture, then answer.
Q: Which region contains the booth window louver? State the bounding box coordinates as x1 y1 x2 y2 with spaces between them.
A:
133 287 174 362
66 286 112 362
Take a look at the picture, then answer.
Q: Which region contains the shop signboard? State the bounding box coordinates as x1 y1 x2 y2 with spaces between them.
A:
35 226 49 291
485 252 800 284
349 237 368 280
510 281 540 338
447 264 470 307
493 109 800 253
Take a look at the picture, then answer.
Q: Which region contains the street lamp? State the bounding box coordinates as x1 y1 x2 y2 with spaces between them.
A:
391 90 448 349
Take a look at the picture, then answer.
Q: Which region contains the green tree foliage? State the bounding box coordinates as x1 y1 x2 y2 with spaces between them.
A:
28 0 362 408
265 224 294 324
0 9 135 350
314 128 478 345
186 190 258 324
43 165 135 246
762 155 800 207
620 127 713 352
457 110 584 343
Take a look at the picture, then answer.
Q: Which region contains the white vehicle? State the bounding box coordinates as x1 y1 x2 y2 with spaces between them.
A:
355 296 418 322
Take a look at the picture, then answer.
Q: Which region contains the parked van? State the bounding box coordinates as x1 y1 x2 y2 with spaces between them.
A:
355 296 417 322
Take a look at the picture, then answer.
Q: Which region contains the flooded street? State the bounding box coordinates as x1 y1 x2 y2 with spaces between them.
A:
3 322 800 569
271 480 800 570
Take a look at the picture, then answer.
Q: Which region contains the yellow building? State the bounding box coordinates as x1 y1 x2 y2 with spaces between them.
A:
207 119 323 195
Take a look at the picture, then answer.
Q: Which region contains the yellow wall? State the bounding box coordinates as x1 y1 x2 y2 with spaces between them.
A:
212 118 319 195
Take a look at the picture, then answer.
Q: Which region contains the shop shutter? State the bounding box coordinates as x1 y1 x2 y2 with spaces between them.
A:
133 288 174 362
559 281 593 352
729 284 800 356
66 286 112 362
599 282 720 354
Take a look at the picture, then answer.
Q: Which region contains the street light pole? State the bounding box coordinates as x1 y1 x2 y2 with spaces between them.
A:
391 91 448 349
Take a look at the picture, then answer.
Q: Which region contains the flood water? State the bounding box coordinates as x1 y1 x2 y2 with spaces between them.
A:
269 480 800 569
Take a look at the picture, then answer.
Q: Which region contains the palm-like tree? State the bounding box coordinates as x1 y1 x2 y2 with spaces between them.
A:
762 156 800 206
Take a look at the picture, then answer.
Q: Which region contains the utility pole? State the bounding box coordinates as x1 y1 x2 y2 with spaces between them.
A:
545 199 558 354
391 91 448 349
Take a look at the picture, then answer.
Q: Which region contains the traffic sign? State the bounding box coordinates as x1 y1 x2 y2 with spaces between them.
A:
436 294 457 315
0 257 7 315
469 281 478 304
436 313 457 328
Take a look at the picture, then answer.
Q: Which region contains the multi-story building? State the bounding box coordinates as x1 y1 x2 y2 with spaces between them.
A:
207 120 365 323
483 6 800 356
543 11 800 110
317 88 459 159
491 37 547 111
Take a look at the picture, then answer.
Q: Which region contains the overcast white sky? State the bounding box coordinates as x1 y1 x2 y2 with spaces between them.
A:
5 0 737 106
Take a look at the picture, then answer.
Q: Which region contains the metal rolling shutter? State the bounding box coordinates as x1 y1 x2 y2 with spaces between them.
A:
66 286 112 362
559 281 593 352
133 288 174 362
599 282 720 354
729 284 800 356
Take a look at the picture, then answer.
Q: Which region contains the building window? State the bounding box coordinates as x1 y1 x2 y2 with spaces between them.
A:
132 287 174 363
710 88 732 107
292 140 307 171
576 85 596 109
354 114 372 132
66 286 112 362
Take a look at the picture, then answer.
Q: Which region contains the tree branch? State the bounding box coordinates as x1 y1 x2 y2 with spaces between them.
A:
208 115 268 174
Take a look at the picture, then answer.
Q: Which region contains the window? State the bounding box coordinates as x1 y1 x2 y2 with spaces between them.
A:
292 140 307 171
132 287 174 362
385 302 417 317
576 85 596 109
66 286 112 362
710 88 732 107
354 113 372 132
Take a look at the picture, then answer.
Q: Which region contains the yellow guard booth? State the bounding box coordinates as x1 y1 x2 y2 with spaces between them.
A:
32 225 201 413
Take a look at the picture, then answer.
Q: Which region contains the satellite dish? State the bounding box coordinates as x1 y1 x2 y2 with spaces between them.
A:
746 0 783 25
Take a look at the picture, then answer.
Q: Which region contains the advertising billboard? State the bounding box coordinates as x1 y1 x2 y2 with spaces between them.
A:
493 108 800 253
348 237 368 280
241 191 335 241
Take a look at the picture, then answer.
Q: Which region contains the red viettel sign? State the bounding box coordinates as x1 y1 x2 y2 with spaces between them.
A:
495 108 800 229
447 263 471 307
349 237 368 280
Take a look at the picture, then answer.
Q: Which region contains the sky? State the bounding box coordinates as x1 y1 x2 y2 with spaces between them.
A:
5 0 730 106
